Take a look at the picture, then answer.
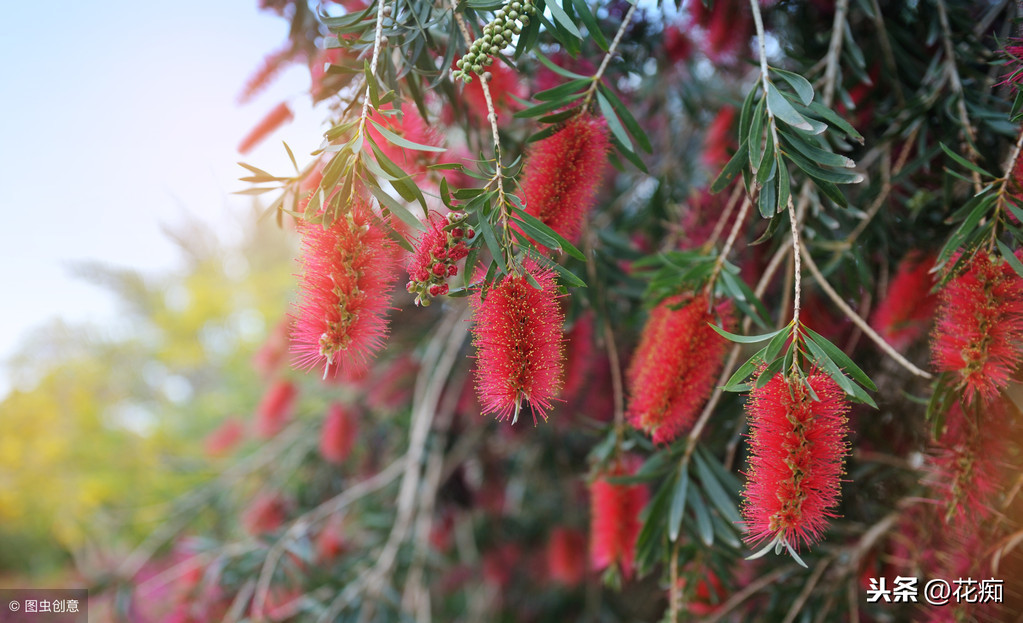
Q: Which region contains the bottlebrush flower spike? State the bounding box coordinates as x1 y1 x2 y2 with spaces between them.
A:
320 403 357 464
291 200 397 379
590 458 648 579
255 379 297 439
627 293 732 444
242 493 290 536
741 371 849 554
238 102 293 154
871 251 938 351
519 114 610 244
365 104 443 176
702 106 736 170
470 259 565 424
237 44 297 105
931 252 1023 405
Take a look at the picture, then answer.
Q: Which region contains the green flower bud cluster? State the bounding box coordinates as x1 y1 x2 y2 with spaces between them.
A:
453 0 535 82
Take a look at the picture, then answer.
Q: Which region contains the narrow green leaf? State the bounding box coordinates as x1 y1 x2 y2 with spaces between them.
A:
782 146 864 184
939 142 994 178
570 0 609 49
757 172 777 218
598 83 653 153
510 206 586 260
804 100 864 143
690 489 714 547
694 452 742 525
545 0 583 38
368 118 446 152
766 82 813 131
997 240 1023 279
778 130 856 169
710 140 749 193
770 67 814 106
532 51 589 79
533 78 591 101
668 466 689 542
479 219 507 275
366 182 427 232
722 349 766 390
803 326 877 391
710 325 783 344
597 90 633 151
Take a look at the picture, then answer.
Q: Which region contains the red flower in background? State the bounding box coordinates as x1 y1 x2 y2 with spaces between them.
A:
871 251 937 350
365 104 443 176
291 201 397 379
255 379 297 438
459 61 524 125
320 403 358 464
242 493 290 536
702 106 736 170
590 458 648 579
520 114 610 244
238 102 294 154
741 371 849 551
561 312 595 404
931 252 1023 405
547 527 587 586
471 260 565 423
204 417 246 457
627 294 731 444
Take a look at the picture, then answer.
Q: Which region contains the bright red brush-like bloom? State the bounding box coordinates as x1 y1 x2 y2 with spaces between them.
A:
320 403 358 464
255 379 298 439
590 459 649 579
291 201 397 379
459 61 523 125
238 44 297 105
741 371 849 551
931 252 1023 405
871 251 938 350
238 102 294 154
471 260 565 424
519 114 610 244
547 527 587 586
627 294 732 444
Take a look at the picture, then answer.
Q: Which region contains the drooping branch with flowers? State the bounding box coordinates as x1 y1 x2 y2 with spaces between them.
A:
107 1 1023 621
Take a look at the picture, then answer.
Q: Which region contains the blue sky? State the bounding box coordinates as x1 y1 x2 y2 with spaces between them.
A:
0 1 325 395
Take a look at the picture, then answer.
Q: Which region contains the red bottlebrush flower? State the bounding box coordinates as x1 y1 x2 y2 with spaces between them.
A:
928 401 1011 527
320 403 358 464
690 0 751 62
931 252 1023 405
310 47 345 102
242 493 290 535
870 251 938 351
702 106 737 170
519 114 610 244
590 459 649 579
204 417 246 457
238 44 298 105
482 543 522 589
547 527 588 586
238 102 294 154
677 568 727 616
291 201 397 379
365 104 443 176
626 294 732 445
470 260 565 424
255 379 297 439
562 312 595 403
406 211 472 305
741 371 849 551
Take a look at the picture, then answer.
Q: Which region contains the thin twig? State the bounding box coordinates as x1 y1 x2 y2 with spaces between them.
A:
821 0 850 108
936 0 982 193
581 0 639 110
355 0 391 143
707 196 752 292
799 240 933 379
781 558 831 623
697 567 791 623
705 183 746 250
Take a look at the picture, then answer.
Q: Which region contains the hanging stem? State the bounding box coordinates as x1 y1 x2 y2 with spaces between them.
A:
580 0 638 110
356 0 392 143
